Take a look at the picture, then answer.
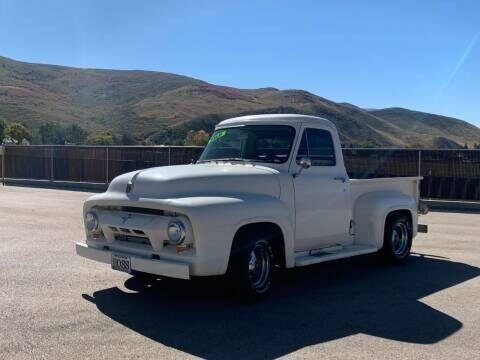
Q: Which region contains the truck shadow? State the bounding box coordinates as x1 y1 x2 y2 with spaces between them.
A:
84 254 480 359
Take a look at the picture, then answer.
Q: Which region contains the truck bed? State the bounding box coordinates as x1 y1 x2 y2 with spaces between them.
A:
350 176 422 205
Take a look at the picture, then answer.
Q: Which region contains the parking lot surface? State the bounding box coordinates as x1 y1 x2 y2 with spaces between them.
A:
1 185 479 359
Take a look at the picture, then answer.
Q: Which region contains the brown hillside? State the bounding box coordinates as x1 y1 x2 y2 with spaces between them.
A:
1 55 479 147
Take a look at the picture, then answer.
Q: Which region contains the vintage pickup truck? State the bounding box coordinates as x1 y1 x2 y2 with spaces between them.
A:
76 114 428 299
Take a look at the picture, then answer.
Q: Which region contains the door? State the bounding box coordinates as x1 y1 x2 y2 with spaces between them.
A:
292 127 352 251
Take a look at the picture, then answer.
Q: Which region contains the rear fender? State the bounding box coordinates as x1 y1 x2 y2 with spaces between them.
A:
353 191 416 248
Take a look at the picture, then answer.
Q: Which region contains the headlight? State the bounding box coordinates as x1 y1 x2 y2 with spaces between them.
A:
85 211 99 233
167 220 186 245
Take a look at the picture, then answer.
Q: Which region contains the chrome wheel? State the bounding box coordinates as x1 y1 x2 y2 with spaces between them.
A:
248 242 271 291
391 222 409 256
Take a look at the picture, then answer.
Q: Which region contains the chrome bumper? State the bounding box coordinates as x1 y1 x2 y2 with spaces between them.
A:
418 202 429 215
76 242 190 279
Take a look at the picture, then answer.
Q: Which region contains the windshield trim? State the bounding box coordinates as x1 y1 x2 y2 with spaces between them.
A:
199 125 297 165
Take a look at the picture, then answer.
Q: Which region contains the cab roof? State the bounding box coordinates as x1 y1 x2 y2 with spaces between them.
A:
216 114 336 129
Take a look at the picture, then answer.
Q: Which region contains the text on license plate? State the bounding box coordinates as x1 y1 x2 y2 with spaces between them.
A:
111 253 131 273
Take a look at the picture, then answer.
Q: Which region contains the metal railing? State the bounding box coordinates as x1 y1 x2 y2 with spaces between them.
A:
2 145 480 201
0 145 204 184
343 148 480 201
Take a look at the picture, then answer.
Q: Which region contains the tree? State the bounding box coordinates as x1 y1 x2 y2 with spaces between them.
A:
0 117 6 142
121 133 137 145
184 130 210 146
39 122 65 144
86 132 120 145
6 123 32 144
65 124 88 144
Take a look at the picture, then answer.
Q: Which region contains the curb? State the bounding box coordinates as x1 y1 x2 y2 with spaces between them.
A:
423 199 480 212
1 178 107 192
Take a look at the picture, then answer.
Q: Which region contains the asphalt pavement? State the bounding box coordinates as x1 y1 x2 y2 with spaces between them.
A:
1 185 479 359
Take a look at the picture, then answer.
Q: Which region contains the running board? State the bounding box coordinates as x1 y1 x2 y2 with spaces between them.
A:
295 244 378 267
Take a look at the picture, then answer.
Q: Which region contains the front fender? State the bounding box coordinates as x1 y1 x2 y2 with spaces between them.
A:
83 192 294 275
168 194 294 274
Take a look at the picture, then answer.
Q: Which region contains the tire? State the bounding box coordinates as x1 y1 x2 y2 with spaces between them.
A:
228 232 274 301
382 213 412 263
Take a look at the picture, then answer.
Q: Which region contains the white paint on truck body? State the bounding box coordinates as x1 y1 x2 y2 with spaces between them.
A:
76 114 422 278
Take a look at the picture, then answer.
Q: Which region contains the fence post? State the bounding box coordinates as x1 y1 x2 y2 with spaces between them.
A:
1 145 4 185
105 147 109 184
418 150 422 177
168 147 171 166
50 146 54 182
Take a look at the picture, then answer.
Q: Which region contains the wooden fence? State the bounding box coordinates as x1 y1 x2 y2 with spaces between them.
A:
2 145 480 201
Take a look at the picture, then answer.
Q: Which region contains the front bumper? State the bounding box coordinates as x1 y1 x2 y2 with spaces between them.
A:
76 242 190 279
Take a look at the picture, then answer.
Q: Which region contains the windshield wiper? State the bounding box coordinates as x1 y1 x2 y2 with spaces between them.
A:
197 158 252 164
197 157 285 164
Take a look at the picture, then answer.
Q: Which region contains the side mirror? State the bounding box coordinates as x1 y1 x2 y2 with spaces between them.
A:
298 157 311 169
293 158 311 178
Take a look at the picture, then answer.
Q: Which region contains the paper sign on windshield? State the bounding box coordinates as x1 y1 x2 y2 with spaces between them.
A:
209 130 226 143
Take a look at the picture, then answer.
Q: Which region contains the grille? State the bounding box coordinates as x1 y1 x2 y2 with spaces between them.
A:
114 234 151 246
109 226 151 246
119 206 165 216
98 206 167 216
110 226 146 236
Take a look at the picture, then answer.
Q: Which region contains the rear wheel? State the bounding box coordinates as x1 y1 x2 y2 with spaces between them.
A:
382 213 412 262
228 234 274 301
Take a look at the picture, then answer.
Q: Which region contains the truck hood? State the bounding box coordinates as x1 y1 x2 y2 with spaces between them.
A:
107 163 281 199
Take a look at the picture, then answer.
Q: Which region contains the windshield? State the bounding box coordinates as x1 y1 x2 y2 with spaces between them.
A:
198 125 296 164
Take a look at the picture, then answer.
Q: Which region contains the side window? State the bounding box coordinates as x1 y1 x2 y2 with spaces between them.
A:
296 128 336 166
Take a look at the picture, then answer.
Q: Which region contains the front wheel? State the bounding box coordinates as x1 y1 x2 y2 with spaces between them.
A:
382 213 412 263
228 235 274 301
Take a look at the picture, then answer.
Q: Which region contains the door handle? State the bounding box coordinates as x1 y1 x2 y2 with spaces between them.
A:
334 176 346 183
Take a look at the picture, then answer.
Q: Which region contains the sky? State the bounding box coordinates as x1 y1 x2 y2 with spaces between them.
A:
1 0 479 125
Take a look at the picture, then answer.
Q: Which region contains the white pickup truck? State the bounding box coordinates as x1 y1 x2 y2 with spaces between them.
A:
76 114 428 299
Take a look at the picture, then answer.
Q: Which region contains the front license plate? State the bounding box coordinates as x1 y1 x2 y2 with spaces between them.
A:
111 253 131 273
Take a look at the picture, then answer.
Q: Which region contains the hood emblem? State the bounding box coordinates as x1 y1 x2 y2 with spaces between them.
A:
126 180 134 193
126 171 141 193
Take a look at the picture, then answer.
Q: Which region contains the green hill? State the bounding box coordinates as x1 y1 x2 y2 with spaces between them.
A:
1 55 479 147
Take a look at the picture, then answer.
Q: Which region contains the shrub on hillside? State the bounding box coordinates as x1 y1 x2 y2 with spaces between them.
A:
6 123 32 144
